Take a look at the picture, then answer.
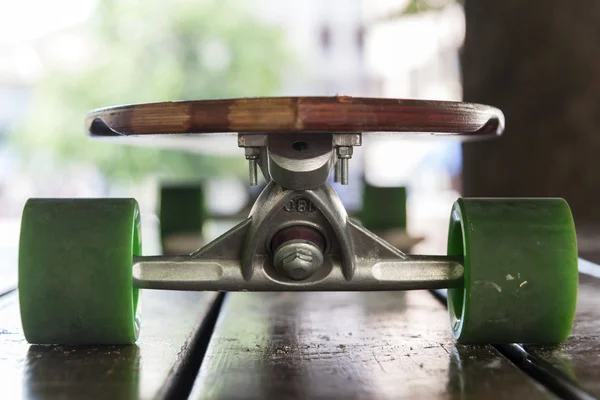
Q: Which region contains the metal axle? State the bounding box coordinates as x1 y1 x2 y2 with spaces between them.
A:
132 255 464 291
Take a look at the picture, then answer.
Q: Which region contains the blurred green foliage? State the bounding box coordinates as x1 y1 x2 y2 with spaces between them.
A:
385 0 462 19
13 0 288 182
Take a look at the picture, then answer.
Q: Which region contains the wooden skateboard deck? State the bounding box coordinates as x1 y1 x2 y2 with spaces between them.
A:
87 96 504 139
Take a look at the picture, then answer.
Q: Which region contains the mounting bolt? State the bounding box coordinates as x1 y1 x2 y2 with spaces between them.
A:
336 146 353 185
245 147 260 186
273 240 324 281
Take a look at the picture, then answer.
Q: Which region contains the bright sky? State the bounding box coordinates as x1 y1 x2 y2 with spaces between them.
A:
0 0 96 45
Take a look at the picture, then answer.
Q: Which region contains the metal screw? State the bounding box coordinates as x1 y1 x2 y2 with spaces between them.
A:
336 146 353 185
273 240 324 281
245 147 260 186
340 159 349 185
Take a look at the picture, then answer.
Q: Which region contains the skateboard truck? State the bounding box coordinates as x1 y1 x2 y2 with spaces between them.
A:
130 130 466 291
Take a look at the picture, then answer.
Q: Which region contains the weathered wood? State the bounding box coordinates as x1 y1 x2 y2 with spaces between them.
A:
87 97 503 138
0 290 220 399
190 291 552 399
524 273 600 398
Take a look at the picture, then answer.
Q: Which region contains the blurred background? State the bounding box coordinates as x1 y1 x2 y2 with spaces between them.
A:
2 0 598 287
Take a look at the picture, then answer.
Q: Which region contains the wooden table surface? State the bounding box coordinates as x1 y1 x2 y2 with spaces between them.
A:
0 290 221 399
1 255 599 399
189 291 553 400
524 272 600 398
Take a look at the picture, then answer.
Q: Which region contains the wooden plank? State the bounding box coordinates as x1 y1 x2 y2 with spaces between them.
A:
0 290 220 399
524 271 600 398
190 291 553 399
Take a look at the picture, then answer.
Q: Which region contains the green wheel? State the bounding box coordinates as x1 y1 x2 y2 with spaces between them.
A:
359 184 407 230
159 183 206 253
19 198 141 345
447 198 578 344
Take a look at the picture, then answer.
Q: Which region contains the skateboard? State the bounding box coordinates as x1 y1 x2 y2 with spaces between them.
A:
18 97 578 345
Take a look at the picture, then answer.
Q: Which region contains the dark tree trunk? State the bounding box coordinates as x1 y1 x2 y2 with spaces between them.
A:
461 0 600 244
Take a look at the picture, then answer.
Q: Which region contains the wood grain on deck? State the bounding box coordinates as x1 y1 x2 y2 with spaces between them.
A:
87 97 504 139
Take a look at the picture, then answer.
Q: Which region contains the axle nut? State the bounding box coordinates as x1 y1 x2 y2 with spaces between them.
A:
273 240 323 281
